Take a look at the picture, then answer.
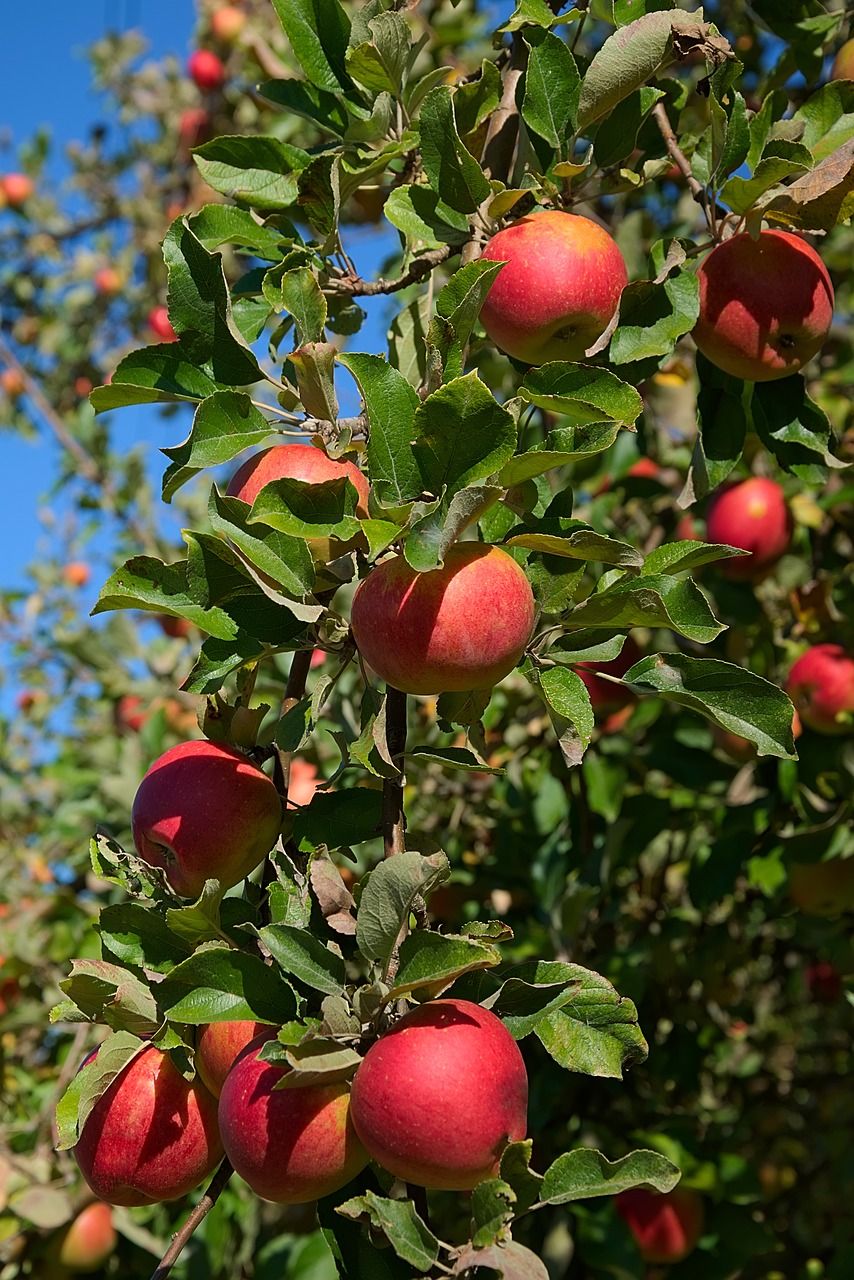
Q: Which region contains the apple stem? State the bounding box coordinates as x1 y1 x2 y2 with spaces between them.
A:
382 686 408 859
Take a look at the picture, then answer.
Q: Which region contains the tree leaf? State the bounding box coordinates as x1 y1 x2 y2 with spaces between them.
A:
625 653 798 758
247 474 362 540
519 363 642 427
159 947 297 1023
208 486 316 601
339 353 421 506
567 574 725 645
522 30 580 147
356 852 450 970
387 930 501 999
193 135 309 209
384 184 470 247
90 346 219 412
419 86 491 213
337 1193 439 1272
593 87 664 168
531 665 595 768
257 923 346 995
413 373 517 499
55 1032 143 1151
161 391 273 501
642 539 748 575
540 1148 681 1204
97 904 191 974
271 0 353 94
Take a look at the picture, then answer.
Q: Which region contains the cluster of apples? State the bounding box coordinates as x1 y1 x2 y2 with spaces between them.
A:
74 1002 528 1206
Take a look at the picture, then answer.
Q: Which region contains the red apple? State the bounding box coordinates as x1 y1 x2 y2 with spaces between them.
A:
1 173 34 207
74 1045 223 1205
694 230 834 382
157 613 192 638
675 513 699 541
479 210 628 363
789 859 854 917
178 107 212 150
805 961 842 1003
131 740 282 897
227 442 369 565
576 637 643 712
350 544 536 695
831 39 854 80
705 477 791 579
94 267 122 297
1 368 25 399
349 998 528 1190
785 644 854 735
196 1020 274 1096
148 306 178 342
211 5 246 43
219 1041 368 1202
616 1187 705 1264
63 561 91 588
188 49 226 91
54 1202 117 1273
75 376 94 398
116 694 146 734
288 757 320 808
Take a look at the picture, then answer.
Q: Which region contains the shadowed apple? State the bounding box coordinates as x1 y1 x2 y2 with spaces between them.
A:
218 1040 367 1202
197 1020 275 1096
479 210 628 364
350 544 535 695
694 231 834 381
131 740 282 897
705 477 791 579
350 998 528 1190
616 1187 705 1264
789 859 854 917
148 306 178 342
51 1202 116 1273
785 644 854 734
74 1045 223 1205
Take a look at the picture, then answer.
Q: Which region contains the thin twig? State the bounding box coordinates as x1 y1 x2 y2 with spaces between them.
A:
148 1158 234 1280
651 102 717 237
325 245 451 297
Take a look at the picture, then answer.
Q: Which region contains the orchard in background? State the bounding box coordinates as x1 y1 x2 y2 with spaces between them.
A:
1 1 852 1278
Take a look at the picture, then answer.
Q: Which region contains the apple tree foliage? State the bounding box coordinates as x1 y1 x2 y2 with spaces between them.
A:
1 1 853 1277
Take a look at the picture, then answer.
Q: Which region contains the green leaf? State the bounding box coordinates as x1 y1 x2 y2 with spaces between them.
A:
54 1032 142 1150
337 1193 439 1272
794 81 854 164
92 556 239 639
540 1148 681 1205
384 184 470 247
267 1038 362 1088
533 665 595 768
610 269 699 366
293 788 383 849
485 977 583 1039
161 391 273 501
507 525 642 568
642 539 748 575
407 745 503 774
750 376 840 475
257 924 346 995
419 86 491 214
159 947 297 1023
568 574 724 645
525 960 648 1078
721 155 810 215
339 353 421 506
684 355 748 499
97 904 191 974
162 219 261 386
192 136 310 209
208 487 316 603
760 137 854 232
499 422 624 486
413 373 517 499
90 346 219 413
405 485 502 573
346 12 411 96
59 960 160 1037
471 1179 516 1247
356 852 450 971
577 10 707 130
291 342 338 421
275 267 327 344
165 880 229 946
522 30 581 147
428 260 505 382
594 87 664 168
500 1141 544 1215
271 0 352 94
455 60 502 137
388 931 501 999
258 78 352 137
520 363 642 427
247 475 362 541
625 653 798 758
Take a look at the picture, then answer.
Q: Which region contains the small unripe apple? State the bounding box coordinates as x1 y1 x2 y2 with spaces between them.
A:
211 5 246 43
694 231 834 381
116 694 146 734
219 1041 368 1202
479 210 628 364
188 49 226 91
148 306 178 343
351 544 536 695
75 1045 223 1205
1 173 34 207
805 961 842 1003
63 561 91 588
705 477 791 579
830 39 854 80
54 1202 117 1273
350 998 528 1190
616 1187 705 1264
789 859 854 917
131 740 282 897
1 368 25 399
785 644 854 735
178 107 212 150
576 637 642 712
196 1020 274 1095
94 267 122 297
227 443 370 566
